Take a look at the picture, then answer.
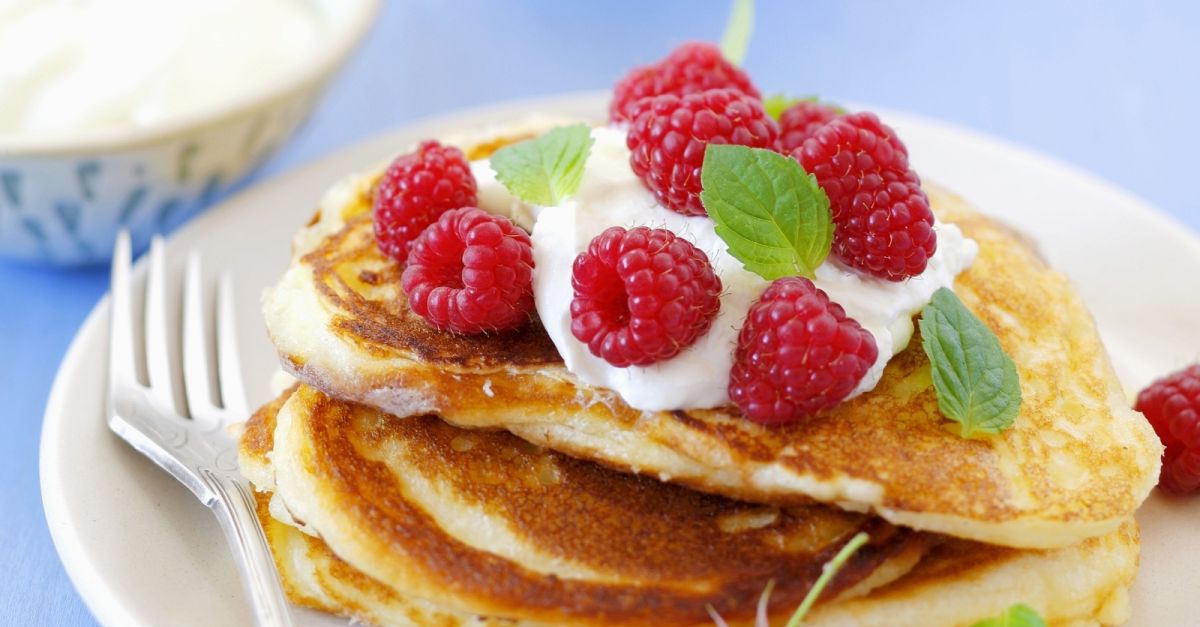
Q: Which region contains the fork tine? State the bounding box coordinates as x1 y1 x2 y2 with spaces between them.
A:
144 236 181 417
216 272 249 421
109 231 138 391
182 252 222 429
109 239 296 625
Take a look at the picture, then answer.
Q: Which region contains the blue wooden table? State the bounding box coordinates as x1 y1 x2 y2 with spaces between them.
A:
4 2 1197 624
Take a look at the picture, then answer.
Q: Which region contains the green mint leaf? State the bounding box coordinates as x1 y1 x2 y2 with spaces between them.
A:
700 144 833 280
720 0 754 65
763 94 803 120
763 95 847 121
490 124 593 206
970 604 1047 627
919 288 1023 438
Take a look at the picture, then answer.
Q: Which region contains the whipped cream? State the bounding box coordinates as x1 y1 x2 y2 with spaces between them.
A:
473 126 978 412
471 160 537 232
0 0 322 136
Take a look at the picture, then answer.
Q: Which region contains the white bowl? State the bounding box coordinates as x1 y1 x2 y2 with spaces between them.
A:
0 0 380 266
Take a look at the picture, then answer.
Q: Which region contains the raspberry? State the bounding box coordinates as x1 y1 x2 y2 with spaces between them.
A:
793 112 937 281
570 226 722 367
1135 364 1200 493
610 42 761 124
627 88 779 217
373 140 477 264
729 277 877 424
401 207 534 334
778 100 841 153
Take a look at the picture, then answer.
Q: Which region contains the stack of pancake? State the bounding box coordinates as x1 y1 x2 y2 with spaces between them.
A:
240 120 1162 626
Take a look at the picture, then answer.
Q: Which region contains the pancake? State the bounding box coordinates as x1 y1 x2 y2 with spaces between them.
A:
264 120 1160 550
255 499 1138 627
241 385 931 626
798 520 1137 627
241 387 1138 627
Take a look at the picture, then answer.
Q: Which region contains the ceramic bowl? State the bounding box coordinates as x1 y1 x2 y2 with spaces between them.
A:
0 0 379 265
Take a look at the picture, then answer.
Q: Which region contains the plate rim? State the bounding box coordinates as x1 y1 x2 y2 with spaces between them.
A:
41 296 120 625
38 90 1200 626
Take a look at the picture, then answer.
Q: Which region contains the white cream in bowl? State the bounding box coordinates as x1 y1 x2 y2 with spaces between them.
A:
0 0 324 137
0 0 379 265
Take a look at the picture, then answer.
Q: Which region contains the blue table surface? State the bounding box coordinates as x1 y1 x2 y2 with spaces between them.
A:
4 2 1198 624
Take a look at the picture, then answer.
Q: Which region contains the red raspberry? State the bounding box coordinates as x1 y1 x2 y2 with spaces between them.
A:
401 207 534 334
373 140 477 264
570 226 722 367
793 112 937 281
1135 364 1200 493
729 277 877 425
610 42 761 124
778 100 841 153
628 88 779 217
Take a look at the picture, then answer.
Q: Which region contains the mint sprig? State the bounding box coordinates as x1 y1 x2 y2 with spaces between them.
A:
490 124 593 206
784 532 869 626
720 0 754 65
700 145 833 280
970 604 1047 627
763 95 803 120
919 288 1022 438
706 532 869 627
763 95 848 121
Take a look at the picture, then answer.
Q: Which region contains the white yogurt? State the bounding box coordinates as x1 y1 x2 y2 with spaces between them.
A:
0 0 323 136
473 126 978 412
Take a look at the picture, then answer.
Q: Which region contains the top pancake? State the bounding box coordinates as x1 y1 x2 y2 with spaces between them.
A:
263 120 1161 549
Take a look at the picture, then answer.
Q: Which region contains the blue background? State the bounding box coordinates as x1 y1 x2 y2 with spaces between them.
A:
3 1 1198 624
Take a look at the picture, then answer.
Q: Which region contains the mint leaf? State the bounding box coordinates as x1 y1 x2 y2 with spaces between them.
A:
970 604 1047 627
490 124 593 206
763 95 847 121
919 288 1022 438
700 145 833 280
763 95 803 120
720 0 754 65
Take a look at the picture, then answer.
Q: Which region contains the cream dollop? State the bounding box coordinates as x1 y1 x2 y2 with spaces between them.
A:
0 0 323 136
473 126 978 412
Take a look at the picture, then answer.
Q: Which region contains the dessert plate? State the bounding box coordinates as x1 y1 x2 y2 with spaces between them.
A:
41 92 1200 626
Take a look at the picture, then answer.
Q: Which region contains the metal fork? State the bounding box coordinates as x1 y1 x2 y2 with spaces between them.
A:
108 231 294 626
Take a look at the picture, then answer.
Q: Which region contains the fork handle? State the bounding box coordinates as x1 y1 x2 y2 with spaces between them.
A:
204 470 296 627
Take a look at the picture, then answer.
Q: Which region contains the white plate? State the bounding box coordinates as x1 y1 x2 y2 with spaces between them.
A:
41 92 1200 626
